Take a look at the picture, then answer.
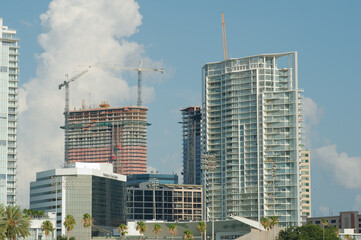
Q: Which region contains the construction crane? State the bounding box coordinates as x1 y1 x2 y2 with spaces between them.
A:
221 12 228 60
59 66 91 163
91 60 164 106
134 60 164 106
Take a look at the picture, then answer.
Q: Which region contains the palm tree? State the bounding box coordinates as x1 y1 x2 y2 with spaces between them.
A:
269 216 279 240
168 224 177 240
1 205 30 240
136 221 147 240
260 217 270 240
197 222 206 240
184 230 194 240
118 224 128 240
82 213 93 239
153 224 162 240
41 220 54 240
63 214 76 240
321 218 328 240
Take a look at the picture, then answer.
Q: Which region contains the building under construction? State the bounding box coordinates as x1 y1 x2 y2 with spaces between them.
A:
65 102 149 175
180 106 202 185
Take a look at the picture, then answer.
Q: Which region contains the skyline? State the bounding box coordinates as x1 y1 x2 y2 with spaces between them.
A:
0 0 361 217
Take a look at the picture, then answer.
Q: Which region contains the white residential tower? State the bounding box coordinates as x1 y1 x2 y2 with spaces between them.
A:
0 18 18 205
202 52 306 226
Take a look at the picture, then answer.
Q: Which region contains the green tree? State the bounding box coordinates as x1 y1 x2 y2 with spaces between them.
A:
260 217 270 240
269 216 279 240
118 224 128 240
63 214 76 240
184 229 194 240
322 218 328 240
278 222 340 240
168 224 177 240
153 224 162 240
196 222 206 240
136 221 147 240
82 213 93 239
1 205 30 240
41 220 54 240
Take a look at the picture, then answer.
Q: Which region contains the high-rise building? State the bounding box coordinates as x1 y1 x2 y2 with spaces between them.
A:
300 149 311 220
202 52 305 226
181 106 202 185
65 102 148 175
30 162 127 238
0 19 18 205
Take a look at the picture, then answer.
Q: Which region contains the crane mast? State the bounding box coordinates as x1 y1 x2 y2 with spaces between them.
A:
135 60 163 106
59 67 91 163
222 12 228 60
90 61 163 106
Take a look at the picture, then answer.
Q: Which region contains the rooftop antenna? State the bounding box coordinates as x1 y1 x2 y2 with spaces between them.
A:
222 12 228 60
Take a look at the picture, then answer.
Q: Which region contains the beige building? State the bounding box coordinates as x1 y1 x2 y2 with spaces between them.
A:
300 150 311 220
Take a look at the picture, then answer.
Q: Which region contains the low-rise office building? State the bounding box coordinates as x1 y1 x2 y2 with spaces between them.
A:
24 212 56 240
30 162 127 239
127 183 202 221
307 211 361 233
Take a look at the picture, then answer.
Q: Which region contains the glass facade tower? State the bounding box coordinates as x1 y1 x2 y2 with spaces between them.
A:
202 52 305 226
0 19 18 205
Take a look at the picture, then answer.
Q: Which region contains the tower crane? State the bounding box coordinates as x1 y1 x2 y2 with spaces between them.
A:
59 66 91 163
92 60 164 106
221 12 228 60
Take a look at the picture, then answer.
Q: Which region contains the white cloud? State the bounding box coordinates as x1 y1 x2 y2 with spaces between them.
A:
303 97 323 125
319 205 330 216
353 194 361 212
17 0 153 207
147 166 159 174
314 144 361 189
303 97 323 146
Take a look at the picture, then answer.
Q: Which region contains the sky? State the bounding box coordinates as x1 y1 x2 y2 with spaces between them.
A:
1 0 361 217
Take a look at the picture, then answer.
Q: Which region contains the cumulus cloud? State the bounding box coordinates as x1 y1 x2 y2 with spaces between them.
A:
303 97 323 146
303 97 323 125
17 0 156 207
313 144 361 189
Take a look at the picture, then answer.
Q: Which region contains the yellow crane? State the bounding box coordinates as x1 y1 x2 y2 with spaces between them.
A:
222 12 228 60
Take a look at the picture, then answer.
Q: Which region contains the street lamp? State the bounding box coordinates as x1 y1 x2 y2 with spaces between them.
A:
149 178 159 221
202 154 217 240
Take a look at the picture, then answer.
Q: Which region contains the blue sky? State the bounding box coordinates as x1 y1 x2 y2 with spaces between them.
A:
1 0 361 216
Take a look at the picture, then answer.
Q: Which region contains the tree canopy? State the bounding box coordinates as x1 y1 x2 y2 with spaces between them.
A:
278 223 341 240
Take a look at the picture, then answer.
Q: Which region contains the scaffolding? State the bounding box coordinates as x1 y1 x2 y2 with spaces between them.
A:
63 102 149 175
